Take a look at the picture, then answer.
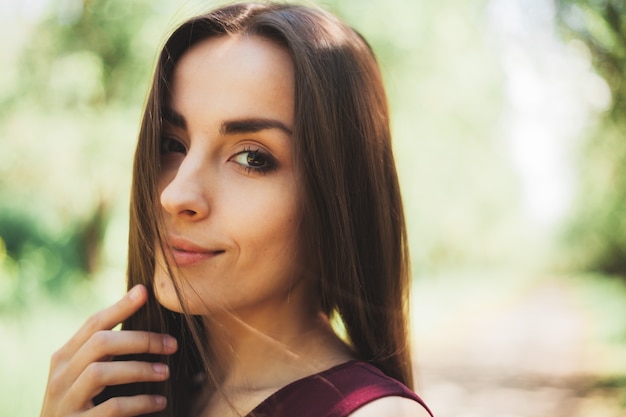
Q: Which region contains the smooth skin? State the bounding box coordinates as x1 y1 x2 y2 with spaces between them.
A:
39 285 178 417
352 396 432 417
153 34 305 320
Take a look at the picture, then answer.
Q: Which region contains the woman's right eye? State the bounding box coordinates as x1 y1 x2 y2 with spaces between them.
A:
160 137 187 155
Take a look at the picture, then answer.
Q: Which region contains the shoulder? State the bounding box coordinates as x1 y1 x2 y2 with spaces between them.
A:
348 396 432 417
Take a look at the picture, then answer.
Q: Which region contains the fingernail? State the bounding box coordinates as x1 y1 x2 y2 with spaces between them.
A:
154 395 167 407
164 336 177 351
129 285 141 301
152 363 168 374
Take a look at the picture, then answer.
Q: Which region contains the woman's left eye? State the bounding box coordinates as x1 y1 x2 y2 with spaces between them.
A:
160 136 187 155
230 148 277 174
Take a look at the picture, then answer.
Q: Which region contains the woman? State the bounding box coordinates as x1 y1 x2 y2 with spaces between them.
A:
39 3 433 417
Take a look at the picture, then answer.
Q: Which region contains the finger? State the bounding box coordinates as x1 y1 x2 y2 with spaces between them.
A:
62 330 177 388
81 330 178 360
57 285 148 361
44 286 151 404
84 395 167 417
65 361 169 407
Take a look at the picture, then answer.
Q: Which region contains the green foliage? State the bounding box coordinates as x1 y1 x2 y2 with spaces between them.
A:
555 0 626 277
0 199 108 310
0 0 165 308
16 0 160 108
325 0 526 272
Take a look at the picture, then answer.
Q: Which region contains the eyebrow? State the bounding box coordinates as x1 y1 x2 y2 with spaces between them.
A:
162 108 292 136
163 108 186 129
220 119 292 136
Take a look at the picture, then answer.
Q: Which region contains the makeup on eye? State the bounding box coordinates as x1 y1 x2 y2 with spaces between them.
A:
160 136 187 155
159 134 280 175
229 146 278 174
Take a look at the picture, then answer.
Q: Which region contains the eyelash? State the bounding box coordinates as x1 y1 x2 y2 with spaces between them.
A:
230 146 278 175
159 137 277 175
160 136 187 155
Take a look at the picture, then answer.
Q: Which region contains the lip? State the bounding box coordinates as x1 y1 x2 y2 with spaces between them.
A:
164 236 224 267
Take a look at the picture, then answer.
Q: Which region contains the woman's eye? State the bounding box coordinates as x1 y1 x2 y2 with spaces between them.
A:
160 137 186 155
231 148 277 173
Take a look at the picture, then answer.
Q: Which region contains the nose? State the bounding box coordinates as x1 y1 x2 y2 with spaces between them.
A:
159 158 210 221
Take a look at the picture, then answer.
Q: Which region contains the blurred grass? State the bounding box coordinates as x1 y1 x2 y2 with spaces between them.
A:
0 275 124 416
569 273 626 373
411 269 626 417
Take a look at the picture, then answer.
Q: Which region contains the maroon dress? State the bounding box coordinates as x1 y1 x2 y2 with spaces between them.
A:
246 360 433 417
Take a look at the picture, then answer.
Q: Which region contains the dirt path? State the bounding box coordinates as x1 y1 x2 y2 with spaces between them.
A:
411 274 626 417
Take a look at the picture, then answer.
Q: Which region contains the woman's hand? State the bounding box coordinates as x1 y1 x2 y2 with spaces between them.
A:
40 284 178 417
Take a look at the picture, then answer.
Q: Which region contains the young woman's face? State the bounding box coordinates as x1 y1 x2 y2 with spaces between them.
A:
153 35 308 318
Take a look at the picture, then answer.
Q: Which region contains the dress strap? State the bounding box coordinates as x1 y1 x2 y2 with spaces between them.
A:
247 361 433 417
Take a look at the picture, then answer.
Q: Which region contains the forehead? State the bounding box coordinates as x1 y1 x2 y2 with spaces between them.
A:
168 35 295 126
177 34 291 72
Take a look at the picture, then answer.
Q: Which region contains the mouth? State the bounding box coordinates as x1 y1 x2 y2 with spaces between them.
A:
164 238 225 267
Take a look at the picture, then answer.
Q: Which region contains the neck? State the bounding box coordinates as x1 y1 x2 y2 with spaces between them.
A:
203 292 353 392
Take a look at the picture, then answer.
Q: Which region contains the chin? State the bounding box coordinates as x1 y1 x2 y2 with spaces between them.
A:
153 274 185 313
154 273 214 315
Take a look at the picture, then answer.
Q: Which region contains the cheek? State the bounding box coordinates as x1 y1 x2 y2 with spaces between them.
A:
224 184 303 280
236 194 299 248
153 248 183 312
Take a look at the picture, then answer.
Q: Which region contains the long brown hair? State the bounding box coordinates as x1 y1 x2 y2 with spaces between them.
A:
105 2 412 415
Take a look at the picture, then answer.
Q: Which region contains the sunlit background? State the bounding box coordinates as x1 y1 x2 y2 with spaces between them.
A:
1 0 625 415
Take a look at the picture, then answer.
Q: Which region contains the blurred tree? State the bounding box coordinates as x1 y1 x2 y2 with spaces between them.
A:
555 0 626 277
17 0 161 108
0 0 167 308
326 0 525 272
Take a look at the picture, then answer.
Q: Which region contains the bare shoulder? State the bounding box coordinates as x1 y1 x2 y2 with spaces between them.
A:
349 396 432 417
